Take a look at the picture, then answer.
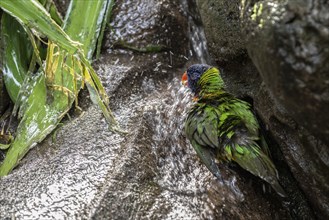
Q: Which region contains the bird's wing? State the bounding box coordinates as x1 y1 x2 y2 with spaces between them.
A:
185 104 222 179
190 140 222 179
259 134 271 156
225 142 286 197
185 104 220 149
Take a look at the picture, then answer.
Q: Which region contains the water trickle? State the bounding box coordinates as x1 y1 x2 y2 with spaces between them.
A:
181 0 211 64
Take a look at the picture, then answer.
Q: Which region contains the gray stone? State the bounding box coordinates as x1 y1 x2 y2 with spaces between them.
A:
243 0 329 146
196 0 246 61
243 1 329 218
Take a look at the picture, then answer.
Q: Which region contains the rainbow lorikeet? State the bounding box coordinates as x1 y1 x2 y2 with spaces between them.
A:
182 64 286 197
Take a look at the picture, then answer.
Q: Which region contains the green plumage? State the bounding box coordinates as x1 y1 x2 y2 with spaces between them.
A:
184 66 286 197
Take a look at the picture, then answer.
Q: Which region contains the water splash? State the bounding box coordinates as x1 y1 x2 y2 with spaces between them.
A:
141 76 245 218
144 79 217 218
133 1 245 217
181 0 211 64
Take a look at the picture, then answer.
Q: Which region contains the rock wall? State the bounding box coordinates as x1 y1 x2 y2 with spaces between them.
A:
196 0 329 219
195 0 245 61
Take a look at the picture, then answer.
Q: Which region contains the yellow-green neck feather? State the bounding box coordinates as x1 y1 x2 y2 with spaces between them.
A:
198 67 225 97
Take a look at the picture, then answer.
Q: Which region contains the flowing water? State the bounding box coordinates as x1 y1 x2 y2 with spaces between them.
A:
181 0 211 64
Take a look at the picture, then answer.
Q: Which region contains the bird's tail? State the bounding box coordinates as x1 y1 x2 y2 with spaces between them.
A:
224 143 287 197
270 179 287 197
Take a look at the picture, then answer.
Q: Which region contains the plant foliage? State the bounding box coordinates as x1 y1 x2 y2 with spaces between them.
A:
0 0 118 176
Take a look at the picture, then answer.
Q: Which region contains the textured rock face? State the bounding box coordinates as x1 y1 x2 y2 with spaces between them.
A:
196 0 329 218
245 0 329 146
195 0 245 61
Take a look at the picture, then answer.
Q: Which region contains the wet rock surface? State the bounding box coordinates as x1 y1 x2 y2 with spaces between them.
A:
0 0 299 219
244 0 329 146
195 0 246 61
197 0 329 219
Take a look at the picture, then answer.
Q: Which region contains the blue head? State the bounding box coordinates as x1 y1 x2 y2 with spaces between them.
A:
183 64 212 94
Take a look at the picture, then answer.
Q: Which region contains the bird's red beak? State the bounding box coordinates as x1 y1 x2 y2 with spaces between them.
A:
182 71 188 86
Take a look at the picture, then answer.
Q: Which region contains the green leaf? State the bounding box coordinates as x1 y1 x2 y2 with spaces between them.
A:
0 13 33 103
38 0 63 26
0 0 81 54
0 0 119 176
